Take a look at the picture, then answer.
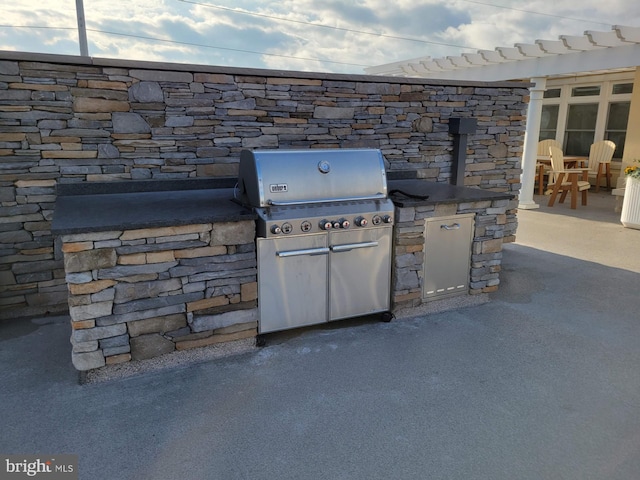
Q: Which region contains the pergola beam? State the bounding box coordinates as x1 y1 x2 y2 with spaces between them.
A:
365 25 640 80
378 43 640 82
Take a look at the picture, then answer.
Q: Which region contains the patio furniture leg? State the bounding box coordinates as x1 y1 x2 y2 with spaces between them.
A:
560 190 569 203
548 173 564 207
538 164 545 195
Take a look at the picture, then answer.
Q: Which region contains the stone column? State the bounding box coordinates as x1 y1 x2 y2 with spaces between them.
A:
518 77 547 209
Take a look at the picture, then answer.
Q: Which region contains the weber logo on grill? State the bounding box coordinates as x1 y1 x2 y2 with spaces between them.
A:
269 184 288 193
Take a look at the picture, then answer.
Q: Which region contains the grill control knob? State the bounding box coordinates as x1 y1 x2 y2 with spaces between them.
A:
271 225 282 235
320 220 332 230
281 223 293 234
372 215 382 225
355 216 368 227
383 215 393 224
301 221 312 232
339 218 350 229
332 220 341 229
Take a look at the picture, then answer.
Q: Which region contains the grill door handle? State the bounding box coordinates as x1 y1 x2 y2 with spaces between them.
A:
331 241 379 253
441 223 461 230
276 247 330 258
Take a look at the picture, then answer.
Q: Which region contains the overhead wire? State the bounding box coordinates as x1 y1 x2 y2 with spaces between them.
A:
456 0 612 27
85 28 372 67
177 0 478 51
0 24 371 68
176 0 615 49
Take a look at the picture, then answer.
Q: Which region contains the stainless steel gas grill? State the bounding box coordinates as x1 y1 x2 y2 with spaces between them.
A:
236 148 394 335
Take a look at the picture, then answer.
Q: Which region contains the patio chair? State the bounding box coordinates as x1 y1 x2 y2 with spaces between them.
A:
547 146 591 209
586 140 615 192
536 139 562 195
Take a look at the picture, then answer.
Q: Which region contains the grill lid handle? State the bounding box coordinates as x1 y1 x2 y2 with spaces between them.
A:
268 193 386 206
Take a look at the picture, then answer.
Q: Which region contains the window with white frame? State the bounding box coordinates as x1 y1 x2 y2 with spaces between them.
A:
539 77 633 161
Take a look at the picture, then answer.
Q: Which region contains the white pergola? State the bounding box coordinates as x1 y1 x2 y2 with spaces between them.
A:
366 25 640 209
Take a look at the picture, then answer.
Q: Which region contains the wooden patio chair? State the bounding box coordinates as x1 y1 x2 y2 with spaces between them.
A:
536 139 562 195
586 140 615 192
547 146 591 209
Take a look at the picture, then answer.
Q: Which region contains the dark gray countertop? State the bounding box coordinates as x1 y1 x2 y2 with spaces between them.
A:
51 178 513 236
388 179 514 207
52 183 256 236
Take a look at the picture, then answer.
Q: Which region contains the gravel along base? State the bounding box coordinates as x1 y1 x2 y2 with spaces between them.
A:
393 293 489 320
81 338 257 384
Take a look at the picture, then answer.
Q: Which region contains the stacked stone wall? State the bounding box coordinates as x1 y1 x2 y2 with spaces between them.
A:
60 220 257 370
0 52 527 320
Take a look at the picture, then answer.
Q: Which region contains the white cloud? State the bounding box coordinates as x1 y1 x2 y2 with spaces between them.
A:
0 0 638 73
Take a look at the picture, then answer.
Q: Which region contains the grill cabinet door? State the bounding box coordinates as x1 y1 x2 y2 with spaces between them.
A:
329 227 392 321
257 234 329 334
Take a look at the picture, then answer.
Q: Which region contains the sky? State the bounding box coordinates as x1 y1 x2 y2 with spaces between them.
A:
1 0 639 75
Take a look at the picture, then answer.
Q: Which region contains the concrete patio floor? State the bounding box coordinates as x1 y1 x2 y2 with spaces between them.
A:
1 190 638 480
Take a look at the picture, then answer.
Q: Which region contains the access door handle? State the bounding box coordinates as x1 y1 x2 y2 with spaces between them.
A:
441 223 461 230
276 247 330 258
331 241 379 253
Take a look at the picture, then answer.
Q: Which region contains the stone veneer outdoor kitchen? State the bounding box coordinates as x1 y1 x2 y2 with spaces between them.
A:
0 51 528 371
52 177 514 370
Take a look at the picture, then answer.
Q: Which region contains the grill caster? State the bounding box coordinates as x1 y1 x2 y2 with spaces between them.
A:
380 312 395 323
256 335 266 347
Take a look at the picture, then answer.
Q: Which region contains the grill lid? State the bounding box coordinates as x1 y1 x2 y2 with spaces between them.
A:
237 149 388 208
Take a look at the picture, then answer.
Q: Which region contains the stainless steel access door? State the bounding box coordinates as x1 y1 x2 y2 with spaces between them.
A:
423 214 474 300
329 227 392 321
257 234 329 334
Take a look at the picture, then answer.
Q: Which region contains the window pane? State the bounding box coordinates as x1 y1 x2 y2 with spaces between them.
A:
605 132 626 159
571 86 600 97
564 103 598 156
564 132 593 156
539 105 558 142
612 83 633 95
539 131 557 141
566 104 598 129
607 102 630 130
540 105 559 130
606 102 630 158
544 88 561 98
